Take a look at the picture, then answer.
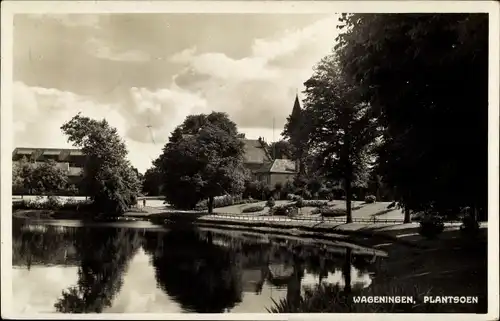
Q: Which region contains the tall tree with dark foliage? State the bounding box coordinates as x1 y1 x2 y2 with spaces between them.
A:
157 112 247 213
304 55 379 223
335 13 488 220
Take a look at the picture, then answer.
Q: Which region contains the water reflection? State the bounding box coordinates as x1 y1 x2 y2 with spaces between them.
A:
12 220 383 314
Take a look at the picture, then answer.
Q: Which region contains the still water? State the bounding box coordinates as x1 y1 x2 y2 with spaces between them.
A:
12 218 385 314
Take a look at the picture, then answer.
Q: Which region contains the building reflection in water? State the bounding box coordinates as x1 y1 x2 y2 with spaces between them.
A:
12 220 382 313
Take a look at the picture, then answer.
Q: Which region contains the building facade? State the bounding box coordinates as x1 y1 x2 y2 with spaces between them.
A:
254 158 298 187
12 147 85 185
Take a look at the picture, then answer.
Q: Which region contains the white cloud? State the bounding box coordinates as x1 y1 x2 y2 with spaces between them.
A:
13 81 133 164
13 15 341 172
251 16 339 60
12 81 210 172
167 16 340 131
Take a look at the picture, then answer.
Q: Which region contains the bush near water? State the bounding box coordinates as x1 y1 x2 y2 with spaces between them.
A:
13 196 94 212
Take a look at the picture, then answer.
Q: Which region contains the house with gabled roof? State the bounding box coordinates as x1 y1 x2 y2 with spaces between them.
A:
254 158 297 187
241 138 273 173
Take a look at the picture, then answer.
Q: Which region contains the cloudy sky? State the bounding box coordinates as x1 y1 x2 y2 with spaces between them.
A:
13 13 340 172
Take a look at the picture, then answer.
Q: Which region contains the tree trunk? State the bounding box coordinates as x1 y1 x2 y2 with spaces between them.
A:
404 207 411 223
207 196 214 214
345 177 353 224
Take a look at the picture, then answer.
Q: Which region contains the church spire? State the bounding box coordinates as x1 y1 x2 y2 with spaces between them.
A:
292 91 301 117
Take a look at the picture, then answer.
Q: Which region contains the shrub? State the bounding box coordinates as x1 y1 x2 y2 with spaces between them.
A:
270 203 298 216
242 205 265 213
418 215 445 239
282 180 295 197
301 200 328 207
320 207 347 217
45 196 63 210
13 199 43 210
311 208 321 215
266 197 276 208
243 180 267 200
364 195 376 204
195 195 259 211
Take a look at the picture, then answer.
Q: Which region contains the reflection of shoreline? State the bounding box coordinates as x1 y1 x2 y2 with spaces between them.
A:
13 222 378 313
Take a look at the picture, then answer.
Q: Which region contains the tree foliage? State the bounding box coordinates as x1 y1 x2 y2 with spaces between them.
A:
31 160 69 195
267 140 294 160
157 112 247 213
304 55 379 223
142 165 163 196
143 228 243 313
55 228 141 313
13 157 68 195
335 13 488 218
60 114 141 215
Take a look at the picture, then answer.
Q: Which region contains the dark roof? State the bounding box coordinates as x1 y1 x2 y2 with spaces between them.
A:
12 147 84 159
241 139 272 164
256 159 297 174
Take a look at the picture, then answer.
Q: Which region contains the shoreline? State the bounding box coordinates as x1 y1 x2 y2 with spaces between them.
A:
13 209 485 251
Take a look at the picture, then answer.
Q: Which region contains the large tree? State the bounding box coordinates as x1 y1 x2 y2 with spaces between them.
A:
61 114 141 215
335 13 488 220
158 112 247 213
304 55 379 223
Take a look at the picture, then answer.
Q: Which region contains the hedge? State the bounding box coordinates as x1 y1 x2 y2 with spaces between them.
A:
13 196 94 212
301 200 329 207
195 195 259 211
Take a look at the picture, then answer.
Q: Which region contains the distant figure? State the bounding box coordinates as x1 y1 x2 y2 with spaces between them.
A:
387 201 397 209
143 199 146 208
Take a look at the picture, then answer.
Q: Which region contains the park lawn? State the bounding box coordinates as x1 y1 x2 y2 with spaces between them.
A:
212 199 404 219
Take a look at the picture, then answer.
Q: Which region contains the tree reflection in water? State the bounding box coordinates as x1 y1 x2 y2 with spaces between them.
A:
13 220 381 313
143 228 243 313
54 227 142 313
12 219 79 268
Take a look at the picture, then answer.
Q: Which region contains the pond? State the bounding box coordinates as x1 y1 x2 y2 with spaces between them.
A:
12 218 386 314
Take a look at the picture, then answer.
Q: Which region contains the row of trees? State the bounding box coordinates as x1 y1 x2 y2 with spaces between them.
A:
13 158 76 196
277 13 488 223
